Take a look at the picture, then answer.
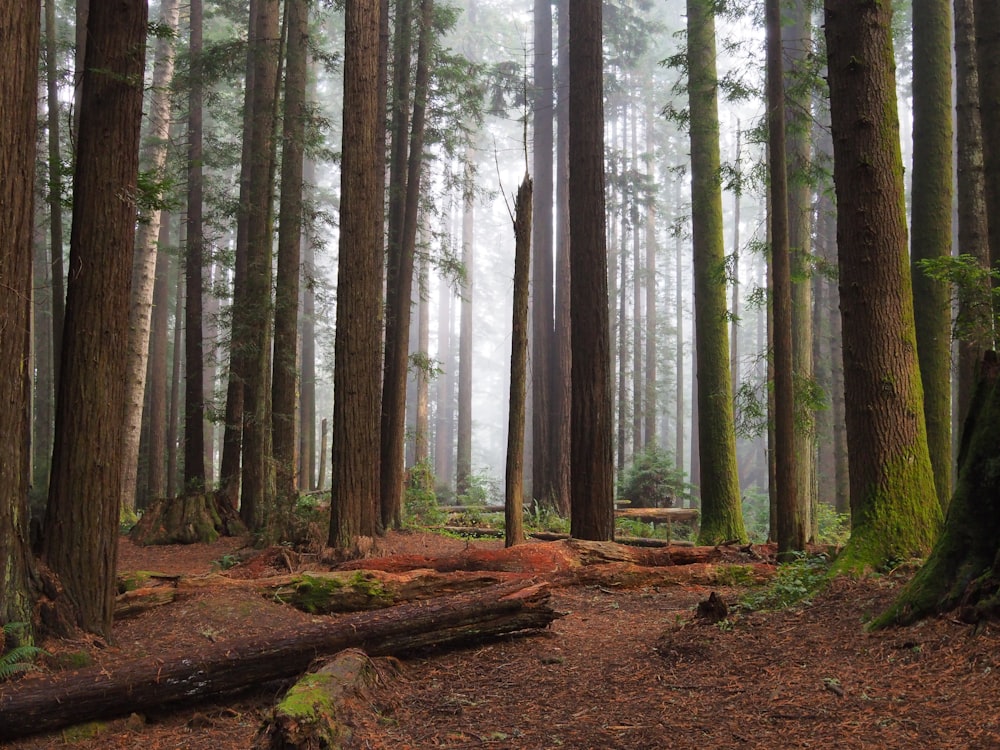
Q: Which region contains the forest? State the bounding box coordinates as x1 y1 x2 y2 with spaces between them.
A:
2 0 1000 746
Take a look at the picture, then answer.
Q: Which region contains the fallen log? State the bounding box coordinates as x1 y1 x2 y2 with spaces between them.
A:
614 507 700 523
336 538 773 575
253 649 378 750
0 581 559 741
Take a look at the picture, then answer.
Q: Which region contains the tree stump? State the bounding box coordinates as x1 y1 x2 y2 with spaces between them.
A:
130 491 246 545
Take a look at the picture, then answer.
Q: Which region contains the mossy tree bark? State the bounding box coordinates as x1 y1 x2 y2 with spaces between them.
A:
823 0 942 573
568 0 615 541
877 352 1000 625
686 0 747 545
0 0 39 634
910 0 954 509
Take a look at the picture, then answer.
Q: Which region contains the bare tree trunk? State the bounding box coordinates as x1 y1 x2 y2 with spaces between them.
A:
146 216 172 501
167 258 184 499
434 270 454 490
299 160 318 490
44 0 65 385
457 181 474 497
121 0 180 513
415 258 430 464
506 176 532 547
631 93 643 453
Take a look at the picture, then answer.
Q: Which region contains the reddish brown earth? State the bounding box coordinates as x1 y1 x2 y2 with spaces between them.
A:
4 531 1000 749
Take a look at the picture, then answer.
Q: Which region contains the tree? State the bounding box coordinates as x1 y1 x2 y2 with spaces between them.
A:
823 0 942 573
531 0 556 508
121 0 181 513
185 0 207 494
43 0 148 636
381 0 433 530
506 175 532 547
272 0 310 511
328 0 383 551
910 0 954 508
686 0 746 544
568 0 614 541
766 0 802 555
456 171 474 497
0 0 40 634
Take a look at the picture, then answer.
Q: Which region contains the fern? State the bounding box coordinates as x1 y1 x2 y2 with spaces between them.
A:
0 623 46 681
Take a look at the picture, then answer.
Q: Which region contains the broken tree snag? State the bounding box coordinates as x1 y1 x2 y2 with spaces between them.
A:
0 581 560 741
129 491 246 545
253 649 380 750
877 351 1000 626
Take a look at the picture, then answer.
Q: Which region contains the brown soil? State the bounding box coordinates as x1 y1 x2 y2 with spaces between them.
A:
4 531 1000 749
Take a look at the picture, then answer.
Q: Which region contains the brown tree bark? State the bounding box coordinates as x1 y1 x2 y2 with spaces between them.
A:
457 183 474 497
44 0 65 388
569 0 614 541
145 216 172 501
434 271 454 489
43 0 148 637
506 176 533 547
329 0 383 550
381 0 433 530
299 159 318 490
0 0 40 632
272 0 310 513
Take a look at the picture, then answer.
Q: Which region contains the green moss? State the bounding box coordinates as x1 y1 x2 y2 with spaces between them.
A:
280 572 395 614
60 721 106 741
713 565 758 587
50 650 93 670
277 672 338 718
117 571 168 593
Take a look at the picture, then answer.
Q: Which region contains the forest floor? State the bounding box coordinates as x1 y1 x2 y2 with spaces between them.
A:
4 531 1000 750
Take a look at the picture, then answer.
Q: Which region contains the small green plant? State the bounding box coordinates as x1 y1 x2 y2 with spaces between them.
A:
457 469 501 507
815 502 850 546
615 517 665 539
714 565 758 587
404 460 447 527
525 501 570 534
0 623 46 681
212 553 240 571
741 486 771 543
741 553 830 611
617 445 690 508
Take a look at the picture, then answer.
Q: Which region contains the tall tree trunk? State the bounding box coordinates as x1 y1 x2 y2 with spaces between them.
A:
730 125 741 398
184 0 207 494
766 0 802 555
824 0 943 572
955 0 991 424
329 0 383 550
506 176 532 547
381 0 433 530
785 0 816 540
551 0 571 517
146 216 172 501
568 0 614 541
456 182 474 497
299 158 318 490
617 214 628 476
974 0 1000 274
643 101 658 449
239 0 281 530
434 270 454 489
167 258 184 499
272 0 310 513
0 0 40 633
44 0 148 636
631 95 643 453
45 0 65 386
910 0 954 509
414 257 430 464
675 227 685 476
531 0 555 508
686 0 746 544
121 0 180 513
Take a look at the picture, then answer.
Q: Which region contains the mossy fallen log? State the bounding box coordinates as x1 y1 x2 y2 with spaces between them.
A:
0 581 559 741
253 649 378 750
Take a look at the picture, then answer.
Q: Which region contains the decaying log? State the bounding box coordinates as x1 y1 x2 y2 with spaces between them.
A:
0 581 559 741
614 507 700 523
253 649 379 750
336 538 772 575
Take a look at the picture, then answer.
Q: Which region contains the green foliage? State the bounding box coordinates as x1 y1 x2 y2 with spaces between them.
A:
741 554 830 611
457 470 501 507
617 444 690 508
741 487 771 543
211 553 240 571
714 564 758 587
0 623 46 682
404 460 447 528
917 254 999 349
525 502 570 534
815 502 851 546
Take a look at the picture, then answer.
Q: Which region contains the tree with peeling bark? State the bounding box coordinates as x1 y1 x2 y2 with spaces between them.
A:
43 0 148 637
569 0 614 542
329 0 383 552
823 0 942 573
0 0 39 635
686 0 746 545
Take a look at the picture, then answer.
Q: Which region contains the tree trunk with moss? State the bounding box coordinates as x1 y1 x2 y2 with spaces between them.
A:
910 0 954 509
823 0 942 572
128 493 246 546
686 0 746 545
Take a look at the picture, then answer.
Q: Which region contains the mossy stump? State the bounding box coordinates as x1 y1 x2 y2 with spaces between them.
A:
130 492 246 546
